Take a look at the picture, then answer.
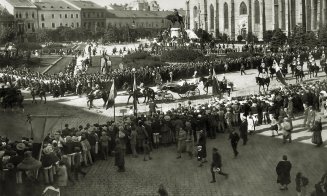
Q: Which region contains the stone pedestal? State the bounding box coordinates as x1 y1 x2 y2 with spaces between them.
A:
170 28 181 38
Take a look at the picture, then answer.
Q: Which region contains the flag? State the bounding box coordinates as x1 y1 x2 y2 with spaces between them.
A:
212 68 220 95
106 80 117 109
274 62 288 86
133 74 138 116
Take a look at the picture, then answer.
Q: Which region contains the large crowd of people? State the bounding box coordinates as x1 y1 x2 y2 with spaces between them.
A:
1 75 327 193
1 43 327 195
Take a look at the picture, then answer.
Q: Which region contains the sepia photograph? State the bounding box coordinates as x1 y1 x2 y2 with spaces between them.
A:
0 0 327 195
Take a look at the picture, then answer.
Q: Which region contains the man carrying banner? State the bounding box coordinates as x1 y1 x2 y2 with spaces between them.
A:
106 79 117 111
273 60 288 86
211 68 220 97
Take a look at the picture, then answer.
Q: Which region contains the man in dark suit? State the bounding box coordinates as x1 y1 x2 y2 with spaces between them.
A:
239 115 248 145
210 148 228 183
276 155 292 190
229 129 240 157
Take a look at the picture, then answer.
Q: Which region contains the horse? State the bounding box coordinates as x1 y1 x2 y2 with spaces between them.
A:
199 76 213 94
126 87 155 105
307 62 318 78
295 69 305 83
1 89 24 112
255 77 270 92
86 90 109 110
31 88 46 104
217 81 231 97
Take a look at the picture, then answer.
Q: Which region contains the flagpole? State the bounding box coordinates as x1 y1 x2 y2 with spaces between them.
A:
113 102 116 122
132 68 138 117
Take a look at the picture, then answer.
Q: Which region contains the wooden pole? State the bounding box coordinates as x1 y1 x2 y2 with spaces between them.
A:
36 108 48 179
114 103 116 122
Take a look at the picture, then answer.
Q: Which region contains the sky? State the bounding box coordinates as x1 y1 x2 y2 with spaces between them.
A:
91 0 185 11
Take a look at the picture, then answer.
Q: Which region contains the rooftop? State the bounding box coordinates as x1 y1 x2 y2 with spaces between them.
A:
4 0 37 8
67 0 104 9
106 10 173 18
34 1 78 11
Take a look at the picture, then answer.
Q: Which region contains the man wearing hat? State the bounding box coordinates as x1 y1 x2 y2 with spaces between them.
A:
225 107 234 133
229 129 240 157
239 115 248 145
210 147 228 183
306 106 316 129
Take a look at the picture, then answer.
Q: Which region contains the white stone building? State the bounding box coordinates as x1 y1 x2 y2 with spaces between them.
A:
185 0 327 41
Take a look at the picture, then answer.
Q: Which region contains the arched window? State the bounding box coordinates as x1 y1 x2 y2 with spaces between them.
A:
224 3 229 29
313 0 318 29
254 0 260 24
240 2 247 15
281 0 286 29
193 6 198 18
210 4 214 30
204 0 208 22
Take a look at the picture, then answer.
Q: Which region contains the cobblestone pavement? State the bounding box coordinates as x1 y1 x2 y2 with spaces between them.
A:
1 64 327 196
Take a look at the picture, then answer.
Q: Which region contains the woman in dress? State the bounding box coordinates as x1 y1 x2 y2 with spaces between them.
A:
176 127 186 159
247 114 255 135
311 118 323 147
185 121 194 158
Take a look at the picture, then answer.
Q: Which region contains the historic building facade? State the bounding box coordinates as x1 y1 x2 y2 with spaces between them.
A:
63 0 106 33
0 0 38 34
34 1 81 29
185 0 327 41
0 5 16 28
106 10 172 30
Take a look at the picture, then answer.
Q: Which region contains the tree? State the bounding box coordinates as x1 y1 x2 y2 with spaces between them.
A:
195 28 212 43
318 24 327 47
304 31 318 48
0 27 16 44
35 29 51 43
263 30 274 43
289 25 306 48
103 27 119 43
247 32 258 43
271 28 287 51
57 27 75 41
237 35 243 42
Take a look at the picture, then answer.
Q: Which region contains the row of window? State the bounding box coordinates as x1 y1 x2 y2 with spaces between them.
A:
40 13 79 21
194 1 261 30
42 22 80 28
83 22 105 28
82 12 104 18
15 11 105 19
107 22 161 28
16 12 35 19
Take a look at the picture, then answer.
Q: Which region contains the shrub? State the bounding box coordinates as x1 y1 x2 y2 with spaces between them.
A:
161 49 204 62
122 51 167 68
226 52 262 59
123 51 151 61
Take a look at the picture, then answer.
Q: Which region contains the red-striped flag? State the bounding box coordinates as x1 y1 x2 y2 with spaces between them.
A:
106 80 117 109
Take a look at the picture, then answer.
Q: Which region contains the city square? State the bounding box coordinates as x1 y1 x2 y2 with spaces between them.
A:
0 0 327 196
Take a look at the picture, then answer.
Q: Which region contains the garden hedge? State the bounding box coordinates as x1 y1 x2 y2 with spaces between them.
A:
160 49 204 62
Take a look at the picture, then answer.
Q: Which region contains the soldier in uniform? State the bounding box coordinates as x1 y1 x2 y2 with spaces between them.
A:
291 57 297 77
